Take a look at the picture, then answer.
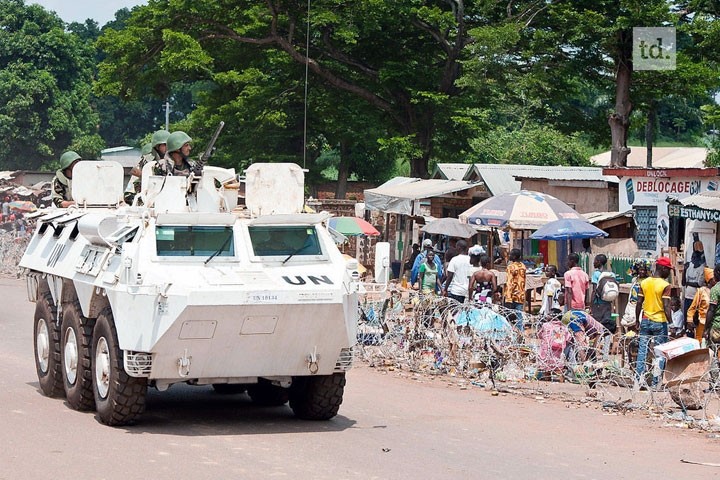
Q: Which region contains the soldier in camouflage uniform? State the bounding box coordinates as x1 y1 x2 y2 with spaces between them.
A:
51 151 81 208
124 129 170 204
154 131 196 177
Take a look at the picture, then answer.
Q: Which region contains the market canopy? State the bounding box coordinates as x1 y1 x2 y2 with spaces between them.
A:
364 178 481 215
459 190 582 230
668 191 720 222
421 217 478 239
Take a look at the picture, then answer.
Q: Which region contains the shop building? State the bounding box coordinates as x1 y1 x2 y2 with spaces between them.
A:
602 166 720 259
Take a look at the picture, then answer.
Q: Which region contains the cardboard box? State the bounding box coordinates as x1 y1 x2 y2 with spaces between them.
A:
663 348 711 388
653 337 700 360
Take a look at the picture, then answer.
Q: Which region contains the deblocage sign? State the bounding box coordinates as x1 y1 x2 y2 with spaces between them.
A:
621 176 711 211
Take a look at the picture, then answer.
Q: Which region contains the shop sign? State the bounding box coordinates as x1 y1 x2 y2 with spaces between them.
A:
668 204 720 222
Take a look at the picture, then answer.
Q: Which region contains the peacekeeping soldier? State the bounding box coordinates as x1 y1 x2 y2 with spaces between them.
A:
51 151 81 208
154 131 196 176
124 129 170 204
131 129 169 177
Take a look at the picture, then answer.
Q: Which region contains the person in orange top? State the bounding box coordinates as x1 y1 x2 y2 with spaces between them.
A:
504 248 526 331
686 267 715 340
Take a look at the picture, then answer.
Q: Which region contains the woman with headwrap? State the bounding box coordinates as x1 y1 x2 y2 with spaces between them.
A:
621 259 652 331
683 238 706 317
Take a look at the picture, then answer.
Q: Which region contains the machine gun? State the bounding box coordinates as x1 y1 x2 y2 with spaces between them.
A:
192 121 225 176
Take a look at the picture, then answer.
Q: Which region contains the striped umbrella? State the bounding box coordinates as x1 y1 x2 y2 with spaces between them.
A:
327 216 380 236
459 190 581 230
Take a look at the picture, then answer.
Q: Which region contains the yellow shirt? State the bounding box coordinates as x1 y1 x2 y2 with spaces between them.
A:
639 276 670 323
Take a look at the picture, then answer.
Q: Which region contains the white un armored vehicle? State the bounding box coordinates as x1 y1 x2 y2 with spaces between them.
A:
20 160 358 425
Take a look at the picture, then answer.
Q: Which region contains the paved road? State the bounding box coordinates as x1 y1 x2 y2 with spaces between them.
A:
0 276 717 479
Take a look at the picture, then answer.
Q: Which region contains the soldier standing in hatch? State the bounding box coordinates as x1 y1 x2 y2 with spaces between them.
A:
154 131 196 176
125 129 170 204
51 151 82 208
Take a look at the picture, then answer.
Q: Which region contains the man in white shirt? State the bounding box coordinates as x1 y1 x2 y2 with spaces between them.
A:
443 240 475 303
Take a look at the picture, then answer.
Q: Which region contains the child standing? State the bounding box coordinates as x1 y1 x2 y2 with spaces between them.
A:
539 265 562 319
670 296 684 338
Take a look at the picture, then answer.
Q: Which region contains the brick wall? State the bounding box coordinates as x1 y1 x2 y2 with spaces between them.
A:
310 181 376 201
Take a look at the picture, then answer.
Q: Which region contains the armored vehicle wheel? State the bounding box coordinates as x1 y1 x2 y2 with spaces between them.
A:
61 302 96 411
212 384 247 395
34 292 63 397
92 308 147 426
247 379 289 406
289 373 346 420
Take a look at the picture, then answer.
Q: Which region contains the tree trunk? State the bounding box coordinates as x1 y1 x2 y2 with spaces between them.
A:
409 121 433 178
645 103 656 168
410 155 429 179
335 140 349 199
608 39 633 167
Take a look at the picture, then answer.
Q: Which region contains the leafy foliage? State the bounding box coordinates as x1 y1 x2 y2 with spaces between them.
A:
468 123 593 167
0 0 101 169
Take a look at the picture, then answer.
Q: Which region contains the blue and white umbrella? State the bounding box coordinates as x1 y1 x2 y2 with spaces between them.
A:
530 218 608 241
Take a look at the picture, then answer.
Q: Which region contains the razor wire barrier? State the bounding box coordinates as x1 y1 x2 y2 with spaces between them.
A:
0 231 29 277
356 285 720 431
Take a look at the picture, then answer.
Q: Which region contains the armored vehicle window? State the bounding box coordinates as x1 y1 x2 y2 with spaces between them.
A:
249 226 321 257
156 226 234 257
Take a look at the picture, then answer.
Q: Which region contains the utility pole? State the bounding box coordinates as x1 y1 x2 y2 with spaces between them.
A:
164 101 171 131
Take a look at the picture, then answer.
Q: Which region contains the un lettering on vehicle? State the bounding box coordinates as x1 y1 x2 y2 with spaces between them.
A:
282 275 334 286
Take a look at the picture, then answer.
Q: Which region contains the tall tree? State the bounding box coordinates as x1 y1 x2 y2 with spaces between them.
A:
95 0 540 179
0 0 102 169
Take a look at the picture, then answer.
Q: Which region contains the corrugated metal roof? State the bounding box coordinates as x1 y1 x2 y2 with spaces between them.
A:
590 147 708 168
102 146 138 154
465 164 617 196
99 155 137 168
432 163 472 180
583 210 634 224
513 167 618 183
678 191 720 211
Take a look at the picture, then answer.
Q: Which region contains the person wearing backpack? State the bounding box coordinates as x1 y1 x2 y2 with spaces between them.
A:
591 254 618 335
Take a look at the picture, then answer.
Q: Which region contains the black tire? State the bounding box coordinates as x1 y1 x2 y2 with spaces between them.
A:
289 373 346 420
91 308 147 426
247 379 289 406
61 302 96 411
212 384 247 395
34 291 63 397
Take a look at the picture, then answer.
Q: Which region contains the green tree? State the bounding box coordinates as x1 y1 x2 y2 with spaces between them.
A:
468 123 592 167
95 0 540 179
0 0 102 169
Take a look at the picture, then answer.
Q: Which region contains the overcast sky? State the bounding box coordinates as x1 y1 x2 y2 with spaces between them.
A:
30 0 147 26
